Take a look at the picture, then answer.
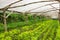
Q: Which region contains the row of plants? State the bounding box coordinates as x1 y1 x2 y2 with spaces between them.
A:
0 20 59 40
56 22 60 40
0 12 49 32
0 12 46 23
0 18 42 32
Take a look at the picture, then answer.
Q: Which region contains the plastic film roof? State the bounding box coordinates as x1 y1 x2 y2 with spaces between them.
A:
0 0 59 12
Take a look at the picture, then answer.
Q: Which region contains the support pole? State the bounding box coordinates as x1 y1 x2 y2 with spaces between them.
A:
58 0 60 22
3 9 7 32
58 9 60 21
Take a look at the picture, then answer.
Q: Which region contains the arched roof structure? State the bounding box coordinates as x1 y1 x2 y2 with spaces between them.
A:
0 0 59 12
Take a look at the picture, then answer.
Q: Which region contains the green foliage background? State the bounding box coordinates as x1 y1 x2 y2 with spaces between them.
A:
0 11 59 40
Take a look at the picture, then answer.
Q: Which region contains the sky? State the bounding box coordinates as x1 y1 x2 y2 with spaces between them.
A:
0 0 59 18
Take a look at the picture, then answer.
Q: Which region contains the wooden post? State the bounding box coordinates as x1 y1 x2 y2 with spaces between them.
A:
58 0 60 22
58 9 60 21
3 9 7 32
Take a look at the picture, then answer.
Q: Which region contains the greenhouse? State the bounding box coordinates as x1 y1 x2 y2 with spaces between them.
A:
0 0 60 40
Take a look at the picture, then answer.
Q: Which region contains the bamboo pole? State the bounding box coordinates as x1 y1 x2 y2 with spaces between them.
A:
58 0 60 22
3 9 7 32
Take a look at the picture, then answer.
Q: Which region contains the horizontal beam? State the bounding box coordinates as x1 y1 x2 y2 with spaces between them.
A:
27 3 58 12
9 1 53 9
29 9 59 13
